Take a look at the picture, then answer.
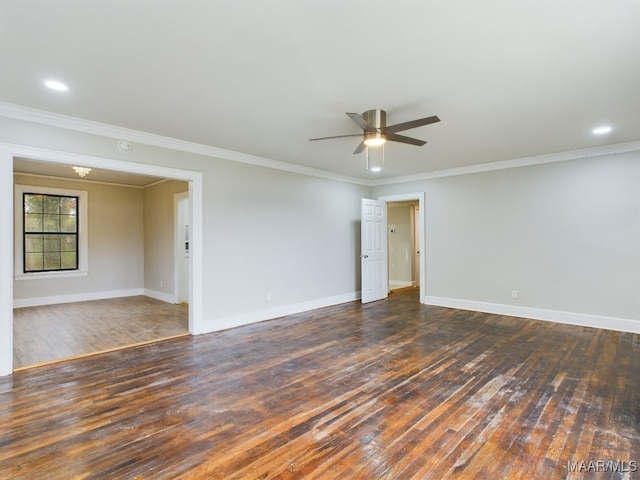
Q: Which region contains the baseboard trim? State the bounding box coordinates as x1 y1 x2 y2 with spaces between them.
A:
389 280 413 290
144 289 178 304
199 291 361 334
424 296 640 334
13 288 146 308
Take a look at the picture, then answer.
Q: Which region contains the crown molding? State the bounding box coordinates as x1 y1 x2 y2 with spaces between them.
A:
0 102 368 186
370 140 640 186
2 102 639 188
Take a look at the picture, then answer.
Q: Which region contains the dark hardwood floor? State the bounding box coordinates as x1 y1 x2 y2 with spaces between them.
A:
1 288 638 479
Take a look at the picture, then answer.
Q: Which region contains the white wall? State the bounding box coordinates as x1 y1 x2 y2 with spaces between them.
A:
199 160 367 329
373 151 640 329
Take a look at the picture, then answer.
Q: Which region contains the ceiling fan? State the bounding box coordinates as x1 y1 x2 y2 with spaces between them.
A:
309 109 440 154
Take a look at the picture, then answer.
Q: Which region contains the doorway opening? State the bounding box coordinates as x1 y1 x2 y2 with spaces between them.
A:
380 193 425 303
3 146 203 373
360 193 425 305
387 200 420 292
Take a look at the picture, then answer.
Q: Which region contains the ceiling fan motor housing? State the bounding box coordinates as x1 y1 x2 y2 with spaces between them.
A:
363 109 386 131
363 110 387 145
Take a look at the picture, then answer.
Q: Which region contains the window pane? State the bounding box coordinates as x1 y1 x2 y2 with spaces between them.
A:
43 234 61 252
43 214 60 232
25 253 43 271
24 194 43 214
25 214 43 232
23 193 80 273
25 234 43 253
61 251 77 269
43 252 61 270
61 235 77 252
44 196 60 214
60 197 77 215
60 215 76 232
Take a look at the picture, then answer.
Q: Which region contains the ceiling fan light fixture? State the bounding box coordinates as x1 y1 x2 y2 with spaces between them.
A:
364 132 386 147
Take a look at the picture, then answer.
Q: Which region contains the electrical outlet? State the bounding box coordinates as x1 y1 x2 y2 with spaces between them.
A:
511 290 519 299
160 280 164 288
266 292 272 302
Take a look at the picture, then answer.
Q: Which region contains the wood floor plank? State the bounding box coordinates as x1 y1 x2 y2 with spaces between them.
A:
13 296 189 368
1 288 639 479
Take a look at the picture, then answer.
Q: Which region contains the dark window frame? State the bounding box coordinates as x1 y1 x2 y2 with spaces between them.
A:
23 192 79 273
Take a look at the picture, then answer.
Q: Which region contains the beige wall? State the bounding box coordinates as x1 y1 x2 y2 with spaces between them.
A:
143 179 189 297
13 174 145 302
388 204 413 287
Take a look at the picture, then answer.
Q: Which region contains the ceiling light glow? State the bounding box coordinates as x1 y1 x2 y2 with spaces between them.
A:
72 166 91 177
45 80 69 92
364 137 386 147
363 131 386 147
592 125 612 135
370 166 382 172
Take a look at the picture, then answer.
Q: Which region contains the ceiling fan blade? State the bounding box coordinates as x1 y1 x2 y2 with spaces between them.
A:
385 132 427 146
353 141 367 154
385 115 440 134
309 133 363 141
346 112 376 133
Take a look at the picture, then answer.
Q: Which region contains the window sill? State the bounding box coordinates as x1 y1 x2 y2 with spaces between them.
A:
14 270 89 281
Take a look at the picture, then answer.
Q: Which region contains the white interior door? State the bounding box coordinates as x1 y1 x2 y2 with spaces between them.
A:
361 198 388 303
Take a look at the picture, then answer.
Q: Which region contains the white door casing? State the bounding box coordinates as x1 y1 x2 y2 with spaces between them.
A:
361 198 388 304
175 193 189 304
413 205 420 287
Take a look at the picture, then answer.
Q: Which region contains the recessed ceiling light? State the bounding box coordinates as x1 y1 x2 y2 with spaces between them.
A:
370 166 382 172
592 125 612 135
44 80 69 92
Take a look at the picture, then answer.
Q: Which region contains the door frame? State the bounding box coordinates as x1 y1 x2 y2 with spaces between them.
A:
0 143 203 375
174 192 190 304
378 192 426 304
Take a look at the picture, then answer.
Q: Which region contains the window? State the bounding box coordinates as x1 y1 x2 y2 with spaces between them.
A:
14 185 88 279
23 193 79 272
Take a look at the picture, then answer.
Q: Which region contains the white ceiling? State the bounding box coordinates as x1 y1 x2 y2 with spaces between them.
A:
2 0 639 181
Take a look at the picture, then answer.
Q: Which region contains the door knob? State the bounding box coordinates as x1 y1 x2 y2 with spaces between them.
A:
361 254 369 259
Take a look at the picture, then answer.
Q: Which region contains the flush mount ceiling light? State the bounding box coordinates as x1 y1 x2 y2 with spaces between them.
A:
72 166 91 178
592 125 612 135
44 80 69 92
364 132 387 147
